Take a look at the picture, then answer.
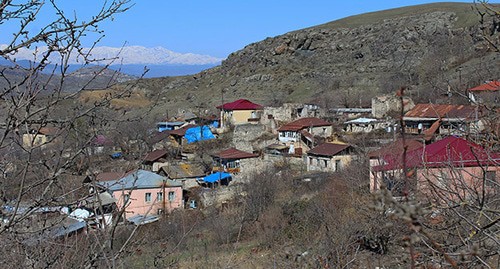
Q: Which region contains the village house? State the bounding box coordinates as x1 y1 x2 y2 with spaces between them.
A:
368 138 424 169
261 103 322 129
467 80 499 104
22 127 60 148
156 121 185 132
328 107 372 122
217 99 263 128
158 162 206 189
343 117 391 133
306 142 355 172
212 148 259 174
142 149 169 172
97 170 183 218
370 136 500 202
403 104 483 139
87 134 115 155
277 117 333 155
371 94 415 118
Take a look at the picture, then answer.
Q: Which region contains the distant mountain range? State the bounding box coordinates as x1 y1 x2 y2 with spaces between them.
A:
0 45 223 77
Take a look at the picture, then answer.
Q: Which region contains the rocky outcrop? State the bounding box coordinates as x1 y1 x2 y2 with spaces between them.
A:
137 3 500 116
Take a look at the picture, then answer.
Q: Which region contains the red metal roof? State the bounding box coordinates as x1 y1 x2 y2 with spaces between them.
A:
216 99 263 110
374 136 500 171
278 117 332 131
307 143 351 157
404 104 477 119
468 81 500 92
368 138 423 159
214 148 258 160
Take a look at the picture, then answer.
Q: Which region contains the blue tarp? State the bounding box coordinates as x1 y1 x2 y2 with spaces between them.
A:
203 172 231 183
184 126 215 144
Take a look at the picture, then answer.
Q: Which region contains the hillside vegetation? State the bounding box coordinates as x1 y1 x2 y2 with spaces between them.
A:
125 2 499 119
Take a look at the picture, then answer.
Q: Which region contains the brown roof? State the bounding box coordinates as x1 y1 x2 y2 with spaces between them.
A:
307 143 350 157
368 138 423 159
404 104 477 120
96 172 129 182
38 127 60 136
143 149 168 162
169 124 197 136
160 162 205 179
278 117 332 131
214 148 258 160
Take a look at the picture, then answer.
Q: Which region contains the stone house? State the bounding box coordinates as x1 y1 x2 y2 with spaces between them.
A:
403 104 483 139
467 80 499 104
212 148 259 175
372 94 414 118
277 117 333 155
306 143 355 172
22 127 60 148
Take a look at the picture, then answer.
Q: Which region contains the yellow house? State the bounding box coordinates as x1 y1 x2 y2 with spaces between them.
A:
22 127 60 148
217 99 263 128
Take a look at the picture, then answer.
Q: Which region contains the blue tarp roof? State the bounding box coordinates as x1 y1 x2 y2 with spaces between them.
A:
185 126 215 144
203 172 232 183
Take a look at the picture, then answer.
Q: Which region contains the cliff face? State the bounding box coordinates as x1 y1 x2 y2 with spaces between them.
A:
136 3 499 116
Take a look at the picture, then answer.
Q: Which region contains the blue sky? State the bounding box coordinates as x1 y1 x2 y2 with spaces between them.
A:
2 1 497 58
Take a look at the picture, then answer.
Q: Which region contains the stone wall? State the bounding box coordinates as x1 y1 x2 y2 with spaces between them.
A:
372 95 415 118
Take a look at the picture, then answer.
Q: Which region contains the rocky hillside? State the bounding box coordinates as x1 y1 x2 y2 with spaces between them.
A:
131 2 499 117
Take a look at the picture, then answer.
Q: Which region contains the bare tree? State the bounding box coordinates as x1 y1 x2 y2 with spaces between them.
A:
0 1 161 268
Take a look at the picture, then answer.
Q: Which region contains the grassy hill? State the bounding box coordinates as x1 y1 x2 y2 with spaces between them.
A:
119 2 499 120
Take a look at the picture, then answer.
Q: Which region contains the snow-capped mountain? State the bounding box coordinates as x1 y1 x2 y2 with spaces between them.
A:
0 44 223 65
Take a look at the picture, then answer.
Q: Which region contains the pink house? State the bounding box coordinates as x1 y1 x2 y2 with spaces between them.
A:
97 170 183 219
370 136 500 202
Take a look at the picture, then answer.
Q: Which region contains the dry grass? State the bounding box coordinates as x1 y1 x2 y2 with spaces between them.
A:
78 88 151 109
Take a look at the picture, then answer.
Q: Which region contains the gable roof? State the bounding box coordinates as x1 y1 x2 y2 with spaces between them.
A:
307 143 351 157
374 136 500 171
97 170 182 191
368 138 423 159
404 104 477 120
169 124 197 136
278 117 332 131
216 99 263 110
143 149 168 162
469 81 500 92
160 162 206 179
213 148 258 160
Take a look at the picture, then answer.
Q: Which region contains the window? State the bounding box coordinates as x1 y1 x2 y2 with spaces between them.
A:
168 191 175 201
157 192 163 202
485 171 497 188
323 159 328 168
335 160 341 171
145 192 152 202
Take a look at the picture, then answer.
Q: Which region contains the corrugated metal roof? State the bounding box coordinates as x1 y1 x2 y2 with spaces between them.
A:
169 124 197 136
161 162 206 179
469 81 500 92
216 99 263 110
278 117 332 131
404 104 477 119
368 138 423 159
143 149 168 162
373 136 500 171
214 148 258 160
97 170 182 191
307 143 351 157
